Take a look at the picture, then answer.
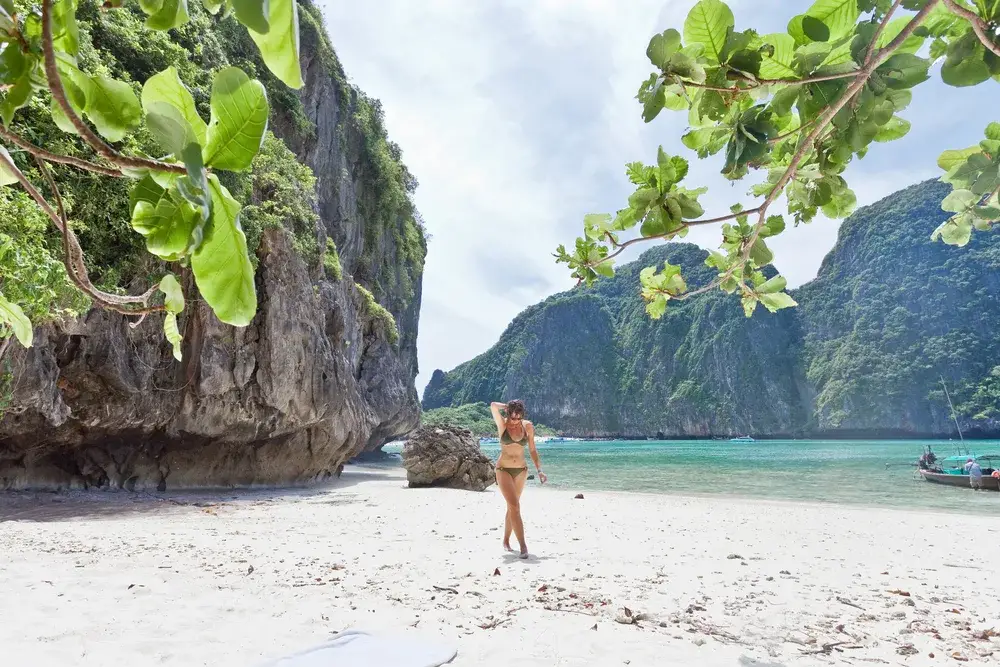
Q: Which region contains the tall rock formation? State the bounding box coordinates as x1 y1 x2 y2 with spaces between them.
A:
0 1 425 490
424 180 1000 438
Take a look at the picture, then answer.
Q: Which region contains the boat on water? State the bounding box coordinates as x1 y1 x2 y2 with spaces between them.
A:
917 448 1000 491
730 435 755 443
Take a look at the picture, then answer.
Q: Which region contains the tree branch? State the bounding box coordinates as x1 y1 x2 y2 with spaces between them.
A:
0 125 122 177
943 0 1000 58
623 0 945 303
40 0 185 175
681 68 863 94
598 208 762 266
0 149 162 316
863 0 905 67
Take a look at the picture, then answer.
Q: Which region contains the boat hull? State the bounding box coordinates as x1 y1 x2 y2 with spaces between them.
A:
919 471 1000 490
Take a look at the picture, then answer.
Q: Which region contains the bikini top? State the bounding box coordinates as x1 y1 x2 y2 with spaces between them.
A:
500 424 529 446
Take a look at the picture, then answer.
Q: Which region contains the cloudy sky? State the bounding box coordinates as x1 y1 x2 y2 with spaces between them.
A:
315 0 997 394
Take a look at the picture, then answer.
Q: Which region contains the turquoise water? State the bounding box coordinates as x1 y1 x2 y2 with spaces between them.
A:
381 439 1000 514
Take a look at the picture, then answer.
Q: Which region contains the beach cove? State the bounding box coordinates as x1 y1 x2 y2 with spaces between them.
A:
2 466 998 667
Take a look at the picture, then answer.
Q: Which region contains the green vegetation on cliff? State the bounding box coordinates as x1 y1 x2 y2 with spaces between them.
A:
0 0 421 360
421 402 556 438
425 180 1000 438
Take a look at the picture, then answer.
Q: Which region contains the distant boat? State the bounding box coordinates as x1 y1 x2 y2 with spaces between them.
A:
730 436 755 443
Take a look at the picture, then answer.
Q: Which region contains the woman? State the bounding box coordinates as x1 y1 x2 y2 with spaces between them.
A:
490 399 547 559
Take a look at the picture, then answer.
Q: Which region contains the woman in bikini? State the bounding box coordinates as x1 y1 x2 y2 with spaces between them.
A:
490 399 547 559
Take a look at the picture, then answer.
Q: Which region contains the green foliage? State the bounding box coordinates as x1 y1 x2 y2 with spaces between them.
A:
356 283 399 345
323 237 342 280
0 0 303 349
957 366 1000 421
0 189 90 330
237 131 321 265
421 402 557 437
559 0 1000 319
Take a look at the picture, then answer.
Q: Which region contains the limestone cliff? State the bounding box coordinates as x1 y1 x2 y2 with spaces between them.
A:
0 1 425 489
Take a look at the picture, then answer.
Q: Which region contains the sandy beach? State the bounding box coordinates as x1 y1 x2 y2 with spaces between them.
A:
1 466 998 667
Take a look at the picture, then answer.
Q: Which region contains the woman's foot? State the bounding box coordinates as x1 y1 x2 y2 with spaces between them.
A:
518 547 529 560
503 541 513 552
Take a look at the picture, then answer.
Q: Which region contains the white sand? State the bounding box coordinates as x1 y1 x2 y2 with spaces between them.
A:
1 466 998 667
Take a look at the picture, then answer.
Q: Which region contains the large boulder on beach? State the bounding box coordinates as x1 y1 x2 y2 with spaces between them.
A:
402 425 495 491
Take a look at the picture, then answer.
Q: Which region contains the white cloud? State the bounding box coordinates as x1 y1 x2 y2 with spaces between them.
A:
314 0 999 394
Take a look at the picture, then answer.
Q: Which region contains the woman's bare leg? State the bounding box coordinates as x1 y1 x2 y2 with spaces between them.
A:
513 469 528 555
496 469 527 556
503 506 513 551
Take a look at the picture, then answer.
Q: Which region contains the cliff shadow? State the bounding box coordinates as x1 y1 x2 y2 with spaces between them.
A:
0 469 399 523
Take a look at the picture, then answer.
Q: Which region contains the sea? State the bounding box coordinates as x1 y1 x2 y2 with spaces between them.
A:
378 439 1000 515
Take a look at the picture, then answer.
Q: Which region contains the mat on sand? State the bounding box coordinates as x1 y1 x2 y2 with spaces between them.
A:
260 630 457 667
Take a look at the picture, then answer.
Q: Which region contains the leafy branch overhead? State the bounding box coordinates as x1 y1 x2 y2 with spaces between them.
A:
0 0 304 355
556 0 1000 319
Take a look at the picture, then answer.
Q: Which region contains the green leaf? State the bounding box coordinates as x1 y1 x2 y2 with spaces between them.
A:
203 67 269 171
0 69 34 125
84 75 142 142
146 101 200 156
760 291 798 312
0 145 18 186
788 14 831 44
247 0 303 89
822 187 857 218
944 153 992 189
874 115 910 142
879 53 930 89
191 175 257 326
129 174 166 215
0 43 27 82
941 31 990 87
164 312 183 361
159 273 185 313
647 29 682 69
50 0 79 59
142 66 207 146
583 213 612 240
931 213 973 246
656 146 677 189
131 193 199 260
593 260 615 278
759 33 798 79
986 122 1000 142
682 127 728 157
749 237 774 267
202 0 224 13
0 291 32 347
758 275 787 294
143 0 190 30
941 188 977 213
683 0 734 64
938 146 982 171
760 214 785 237
805 0 860 40
646 294 668 319
232 0 269 34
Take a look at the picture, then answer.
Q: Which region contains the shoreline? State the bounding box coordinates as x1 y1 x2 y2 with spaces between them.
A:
2 467 999 666
3 460 996 519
